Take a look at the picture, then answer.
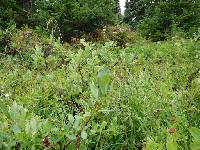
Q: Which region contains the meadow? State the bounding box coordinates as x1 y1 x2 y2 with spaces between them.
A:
0 27 200 149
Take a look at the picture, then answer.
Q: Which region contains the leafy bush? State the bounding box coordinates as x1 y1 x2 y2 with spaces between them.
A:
83 25 141 47
0 32 200 149
0 25 17 53
58 0 117 41
0 0 17 29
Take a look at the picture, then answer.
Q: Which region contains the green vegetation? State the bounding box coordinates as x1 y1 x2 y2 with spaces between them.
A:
0 27 200 149
124 0 200 41
0 0 118 41
0 0 200 149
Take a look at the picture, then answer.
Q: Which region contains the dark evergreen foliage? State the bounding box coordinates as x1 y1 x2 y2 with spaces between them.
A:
0 0 117 41
114 0 121 14
0 0 17 29
124 0 200 41
124 0 145 28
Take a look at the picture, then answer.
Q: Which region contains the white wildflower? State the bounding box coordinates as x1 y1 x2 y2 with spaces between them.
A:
5 93 11 98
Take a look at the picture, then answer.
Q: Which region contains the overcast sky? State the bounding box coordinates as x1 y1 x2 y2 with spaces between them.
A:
119 0 126 14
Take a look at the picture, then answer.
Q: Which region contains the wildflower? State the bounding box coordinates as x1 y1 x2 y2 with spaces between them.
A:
5 93 10 98
43 136 50 147
168 128 176 134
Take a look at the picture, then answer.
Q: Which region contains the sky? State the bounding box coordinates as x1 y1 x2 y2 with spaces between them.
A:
119 0 126 14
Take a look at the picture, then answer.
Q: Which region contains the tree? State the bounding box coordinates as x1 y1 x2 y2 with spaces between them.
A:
0 0 38 29
137 0 200 41
0 0 17 29
0 0 117 41
59 0 117 41
124 0 146 28
124 0 200 41
114 0 121 14
15 0 37 27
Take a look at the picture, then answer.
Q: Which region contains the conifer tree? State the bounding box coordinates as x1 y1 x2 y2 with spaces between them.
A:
137 0 200 41
124 0 145 28
59 0 116 40
124 0 200 40
1 0 118 41
114 0 121 14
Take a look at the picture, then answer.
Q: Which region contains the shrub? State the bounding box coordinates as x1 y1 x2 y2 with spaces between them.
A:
0 25 17 53
1 36 200 149
58 0 117 41
0 0 17 29
89 25 141 47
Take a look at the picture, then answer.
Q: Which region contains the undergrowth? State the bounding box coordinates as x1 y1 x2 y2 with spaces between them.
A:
0 28 200 149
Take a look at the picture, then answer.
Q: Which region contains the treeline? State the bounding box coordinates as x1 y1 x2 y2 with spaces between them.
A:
0 0 199 42
0 0 121 41
124 0 200 41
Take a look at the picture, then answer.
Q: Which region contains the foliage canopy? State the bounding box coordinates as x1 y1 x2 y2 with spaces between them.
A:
124 0 200 41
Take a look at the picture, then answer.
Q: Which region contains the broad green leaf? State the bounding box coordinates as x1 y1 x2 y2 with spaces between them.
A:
89 81 99 99
97 68 111 96
166 136 177 150
25 118 37 135
73 115 81 129
81 131 87 140
190 127 200 142
68 114 74 124
67 134 76 140
31 145 36 150
101 121 107 129
83 112 91 118
97 67 110 78
10 101 18 119
67 142 76 149
9 101 27 122
11 124 21 134
30 118 37 134
190 140 200 150
145 138 161 150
